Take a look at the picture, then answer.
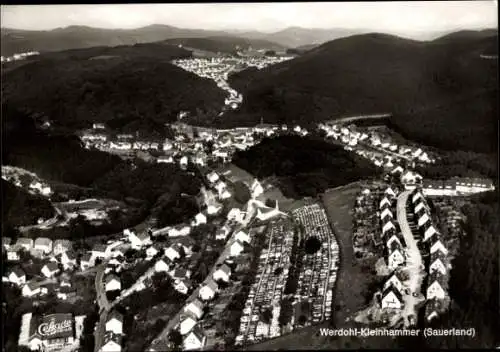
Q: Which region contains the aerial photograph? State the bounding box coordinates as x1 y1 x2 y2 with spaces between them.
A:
1 1 498 351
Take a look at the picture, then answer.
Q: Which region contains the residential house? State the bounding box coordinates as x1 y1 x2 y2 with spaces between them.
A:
34 237 53 254
382 221 396 235
192 212 207 227
106 310 124 335
174 279 192 295
172 268 191 280
16 238 34 251
184 326 207 350
199 279 218 301
380 208 393 221
52 240 72 256
7 267 26 286
412 192 423 204
2 237 11 251
155 258 171 273
157 155 174 164
60 251 77 270
216 225 231 241
105 274 121 292
414 201 428 214
385 187 396 198
229 240 245 257
430 240 448 256
417 213 431 228
386 234 402 249
126 229 151 250
206 203 222 216
387 242 405 270
184 299 204 319
180 312 198 335
22 281 41 297
80 253 92 271
213 264 231 282
7 246 21 261
379 197 391 209
383 273 404 293
41 262 60 278
146 245 161 259
227 208 244 223
90 244 108 262
101 333 122 352
250 179 264 198
426 274 447 300
400 170 423 186
206 171 219 184
429 250 448 275
180 156 188 167
381 286 403 309
165 245 182 262
234 230 250 244
423 225 438 242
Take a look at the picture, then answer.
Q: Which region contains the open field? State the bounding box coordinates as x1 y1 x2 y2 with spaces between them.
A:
245 181 399 350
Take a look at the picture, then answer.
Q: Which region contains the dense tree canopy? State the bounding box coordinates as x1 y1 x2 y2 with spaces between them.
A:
232 135 381 198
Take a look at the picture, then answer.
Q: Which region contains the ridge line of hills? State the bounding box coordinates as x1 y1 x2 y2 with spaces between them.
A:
2 23 497 56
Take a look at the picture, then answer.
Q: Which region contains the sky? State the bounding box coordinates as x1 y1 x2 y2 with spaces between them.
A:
1 1 497 36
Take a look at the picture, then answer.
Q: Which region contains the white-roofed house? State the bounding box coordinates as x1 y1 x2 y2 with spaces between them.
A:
383 273 404 293
199 279 218 301
387 243 405 271
184 299 204 319
430 240 448 255
417 213 431 228
16 238 34 251
174 279 192 295
216 225 231 241
381 286 403 309
60 251 77 270
165 245 181 263
423 225 438 242
106 310 124 335
105 274 121 292
227 208 244 223
34 237 53 254
183 326 207 350
382 221 396 235
206 171 219 184
7 267 26 286
379 197 391 209
213 264 231 282
234 230 251 244
127 230 151 250
192 212 207 227
229 240 245 257
41 262 60 278
155 258 171 273
380 208 393 221
426 278 446 300
180 313 198 335
52 240 72 256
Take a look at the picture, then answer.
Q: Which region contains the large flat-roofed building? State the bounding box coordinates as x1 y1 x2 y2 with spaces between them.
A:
18 313 85 351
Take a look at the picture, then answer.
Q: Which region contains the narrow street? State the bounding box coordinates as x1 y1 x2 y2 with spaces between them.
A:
396 190 425 326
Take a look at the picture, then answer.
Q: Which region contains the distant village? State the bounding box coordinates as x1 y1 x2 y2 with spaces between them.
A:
1 50 40 63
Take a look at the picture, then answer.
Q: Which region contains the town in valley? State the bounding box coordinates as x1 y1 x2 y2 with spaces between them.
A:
2 2 498 352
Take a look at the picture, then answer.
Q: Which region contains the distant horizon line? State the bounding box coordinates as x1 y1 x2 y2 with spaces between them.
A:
1 23 497 35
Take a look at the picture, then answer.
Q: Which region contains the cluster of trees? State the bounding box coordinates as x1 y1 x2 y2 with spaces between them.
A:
2 49 226 135
415 150 497 180
233 135 381 198
2 179 55 227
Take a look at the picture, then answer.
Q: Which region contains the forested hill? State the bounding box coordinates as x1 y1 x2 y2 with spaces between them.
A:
162 36 286 53
2 43 226 135
228 30 497 152
2 179 56 227
232 135 382 198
